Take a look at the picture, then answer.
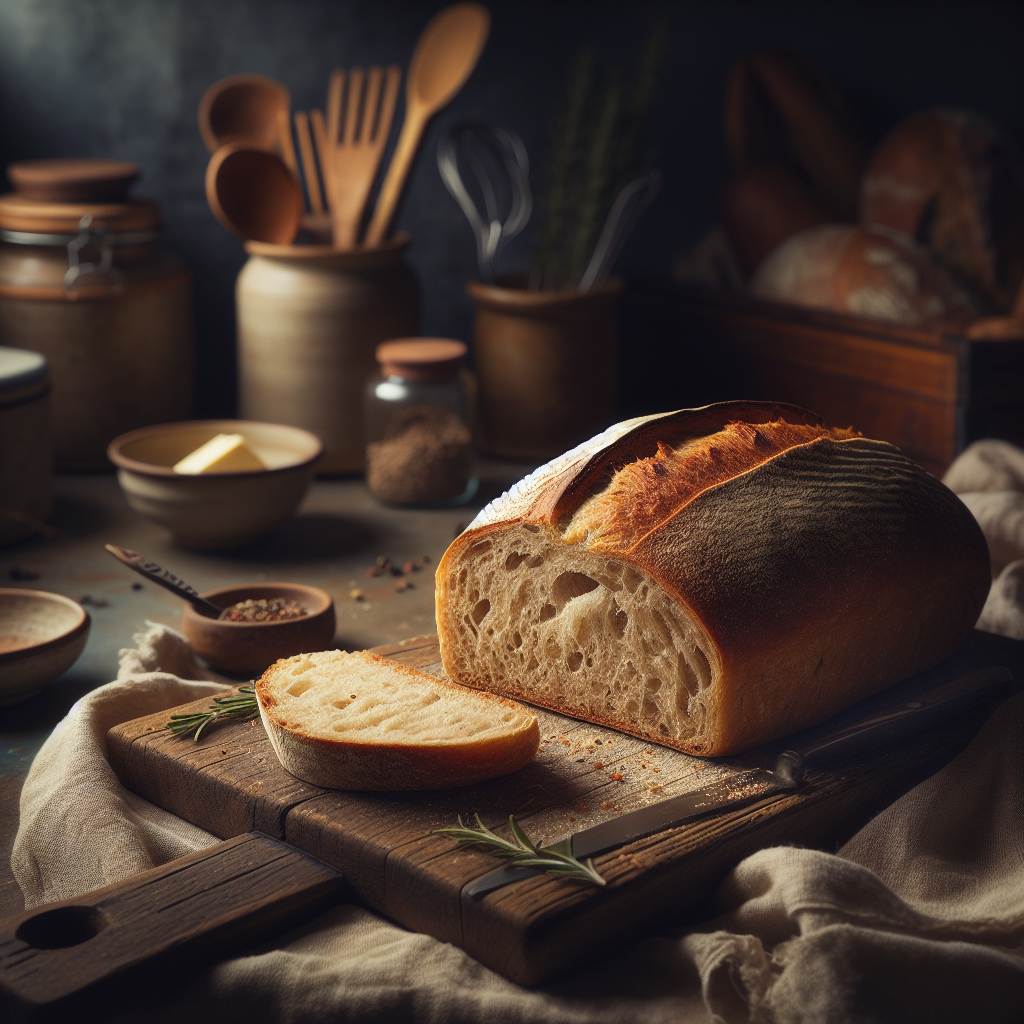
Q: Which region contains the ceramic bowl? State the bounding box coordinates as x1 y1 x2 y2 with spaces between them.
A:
108 420 322 549
181 582 336 677
0 589 90 706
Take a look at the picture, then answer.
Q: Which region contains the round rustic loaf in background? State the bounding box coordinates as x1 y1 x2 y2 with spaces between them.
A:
860 109 1024 313
749 224 979 330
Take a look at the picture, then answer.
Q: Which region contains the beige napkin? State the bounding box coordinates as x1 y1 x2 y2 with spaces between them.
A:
11 440 1024 1023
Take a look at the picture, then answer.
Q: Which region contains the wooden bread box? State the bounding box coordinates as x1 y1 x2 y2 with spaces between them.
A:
622 283 1024 477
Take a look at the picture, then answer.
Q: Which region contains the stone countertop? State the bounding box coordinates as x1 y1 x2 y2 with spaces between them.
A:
0 460 533 917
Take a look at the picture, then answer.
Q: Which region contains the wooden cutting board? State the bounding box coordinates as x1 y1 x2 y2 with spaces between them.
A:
98 630 1023 986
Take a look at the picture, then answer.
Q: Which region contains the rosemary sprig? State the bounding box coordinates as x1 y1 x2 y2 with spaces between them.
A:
167 684 259 741
435 813 606 886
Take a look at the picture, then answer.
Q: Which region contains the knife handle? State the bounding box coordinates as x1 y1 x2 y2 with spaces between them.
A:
788 665 1014 770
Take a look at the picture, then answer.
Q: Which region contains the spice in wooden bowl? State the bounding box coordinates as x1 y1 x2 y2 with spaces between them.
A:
219 597 307 623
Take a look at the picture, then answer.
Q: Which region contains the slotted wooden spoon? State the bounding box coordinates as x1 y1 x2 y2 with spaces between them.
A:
322 65 402 249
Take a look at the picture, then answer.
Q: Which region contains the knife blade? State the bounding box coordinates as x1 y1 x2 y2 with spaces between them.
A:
463 663 1015 898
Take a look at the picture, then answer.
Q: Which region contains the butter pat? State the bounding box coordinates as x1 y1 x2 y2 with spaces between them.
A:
173 433 266 474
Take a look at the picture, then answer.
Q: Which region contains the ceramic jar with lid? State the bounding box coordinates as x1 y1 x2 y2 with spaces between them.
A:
0 159 193 471
363 338 477 506
236 235 419 475
0 346 51 545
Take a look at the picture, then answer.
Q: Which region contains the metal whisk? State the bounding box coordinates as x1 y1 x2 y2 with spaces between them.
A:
437 123 532 283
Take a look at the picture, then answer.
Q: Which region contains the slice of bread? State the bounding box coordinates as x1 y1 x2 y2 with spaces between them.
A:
256 650 539 790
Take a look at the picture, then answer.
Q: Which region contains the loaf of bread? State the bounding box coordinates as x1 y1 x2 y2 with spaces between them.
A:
860 109 1024 314
724 49 867 221
256 650 539 789
749 224 979 331
436 402 990 756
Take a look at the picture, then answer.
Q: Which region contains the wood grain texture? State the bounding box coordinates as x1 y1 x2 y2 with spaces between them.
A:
104 630 1022 985
0 832 345 1024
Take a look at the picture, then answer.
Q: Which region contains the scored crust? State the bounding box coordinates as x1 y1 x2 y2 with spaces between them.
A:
436 402 991 756
256 650 540 790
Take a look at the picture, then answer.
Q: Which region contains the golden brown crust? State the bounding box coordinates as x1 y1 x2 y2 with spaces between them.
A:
437 402 991 756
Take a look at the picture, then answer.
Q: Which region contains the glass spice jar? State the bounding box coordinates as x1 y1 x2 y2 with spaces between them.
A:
364 338 477 506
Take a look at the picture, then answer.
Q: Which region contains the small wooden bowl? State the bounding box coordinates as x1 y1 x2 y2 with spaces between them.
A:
182 583 336 677
0 589 90 706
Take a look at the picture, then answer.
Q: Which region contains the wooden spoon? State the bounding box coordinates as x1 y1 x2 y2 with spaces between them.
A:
364 3 490 246
198 74 290 154
205 142 303 244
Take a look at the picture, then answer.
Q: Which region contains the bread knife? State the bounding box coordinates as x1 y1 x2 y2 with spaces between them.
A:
463 663 1015 898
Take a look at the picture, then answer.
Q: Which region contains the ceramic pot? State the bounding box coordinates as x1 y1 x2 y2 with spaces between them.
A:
466 277 622 460
0 192 193 471
237 235 419 474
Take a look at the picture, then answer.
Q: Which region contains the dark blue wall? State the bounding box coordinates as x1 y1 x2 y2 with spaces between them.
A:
1 0 1020 416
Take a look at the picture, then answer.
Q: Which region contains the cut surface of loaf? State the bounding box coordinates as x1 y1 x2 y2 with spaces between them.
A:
256 650 539 789
436 402 991 757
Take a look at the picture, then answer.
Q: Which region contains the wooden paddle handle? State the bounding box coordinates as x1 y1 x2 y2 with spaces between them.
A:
0 832 347 1023
364 105 427 246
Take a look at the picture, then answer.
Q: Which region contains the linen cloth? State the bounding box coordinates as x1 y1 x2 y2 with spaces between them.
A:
12 441 1024 1023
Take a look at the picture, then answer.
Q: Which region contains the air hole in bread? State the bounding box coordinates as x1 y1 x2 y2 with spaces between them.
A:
539 603 556 622
505 552 529 571
527 555 544 568
566 651 583 671
472 599 491 625
523 524 540 533
511 631 523 649
288 680 314 697
468 540 492 556
457 568 467 586
552 571 600 610
330 699 351 710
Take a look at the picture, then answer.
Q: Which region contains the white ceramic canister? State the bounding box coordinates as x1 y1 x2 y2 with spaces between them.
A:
237 235 419 474
0 163 193 471
0 346 51 545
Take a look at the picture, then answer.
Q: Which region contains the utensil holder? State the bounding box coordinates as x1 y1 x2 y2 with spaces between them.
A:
236 235 419 474
466 276 622 460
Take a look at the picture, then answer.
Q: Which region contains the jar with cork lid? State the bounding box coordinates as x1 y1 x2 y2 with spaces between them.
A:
364 338 477 506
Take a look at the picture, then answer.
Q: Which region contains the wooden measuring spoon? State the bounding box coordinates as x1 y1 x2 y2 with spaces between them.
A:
205 142 303 244
105 544 222 618
198 74 290 154
364 3 490 246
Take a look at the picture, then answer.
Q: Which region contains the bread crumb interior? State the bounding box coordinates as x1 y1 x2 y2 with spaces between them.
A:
443 526 716 745
267 652 533 745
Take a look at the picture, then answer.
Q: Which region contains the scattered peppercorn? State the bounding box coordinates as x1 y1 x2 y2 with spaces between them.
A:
394 579 413 592
349 589 364 601
219 597 307 622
